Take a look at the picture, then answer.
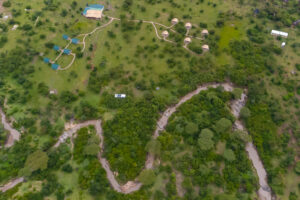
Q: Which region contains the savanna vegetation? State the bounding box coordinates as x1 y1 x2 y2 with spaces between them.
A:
0 0 299 199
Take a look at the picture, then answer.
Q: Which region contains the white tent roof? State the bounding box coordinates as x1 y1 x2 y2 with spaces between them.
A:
271 30 288 37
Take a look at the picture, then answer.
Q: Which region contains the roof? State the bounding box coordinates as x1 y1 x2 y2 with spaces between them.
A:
115 94 126 98
185 22 192 27
62 34 69 40
162 31 169 36
63 49 71 55
85 10 103 18
71 38 79 44
43 57 50 63
83 4 104 16
172 18 179 23
51 63 59 70
89 4 104 9
53 45 60 51
293 19 300 25
202 44 209 49
271 30 288 37
202 29 209 34
184 37 191 42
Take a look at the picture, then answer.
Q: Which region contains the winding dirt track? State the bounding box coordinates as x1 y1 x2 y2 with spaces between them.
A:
1 83 272 199
51 15 202 71
0 108 20 148
0 177 24 193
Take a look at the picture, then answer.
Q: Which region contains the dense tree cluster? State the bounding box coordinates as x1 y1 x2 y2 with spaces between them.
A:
157 89 257 199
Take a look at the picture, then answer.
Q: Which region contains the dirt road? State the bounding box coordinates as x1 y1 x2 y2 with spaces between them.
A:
0 108 20 148
0 177 24 193
2 83 272 199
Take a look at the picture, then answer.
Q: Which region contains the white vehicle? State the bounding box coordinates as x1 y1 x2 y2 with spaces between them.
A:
115 94 126 98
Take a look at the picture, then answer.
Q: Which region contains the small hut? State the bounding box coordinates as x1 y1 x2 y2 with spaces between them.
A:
171 18 179 25
53 45 60 51
83 4 104 19
201 29 209 36
162 30 169 38
51 63 59 70
62 34 69 40
43 57 50 64
202 44 210 51
71 38 79 44
12 24 19 30
292 19 300 26
184 37 192 44
49 89 58 95
63 49 71 55
185 22 192 30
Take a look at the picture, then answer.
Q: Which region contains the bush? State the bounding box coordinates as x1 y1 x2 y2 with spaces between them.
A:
2 1 11 7
185 122 199 135
295 64 300 71
294 162 300 175
138 169 156 186
240 107 251 119
198 128 214 151
62 164 73 173
0 36 8 47
189 43 203 54
223 149 236 162
215 118 232 133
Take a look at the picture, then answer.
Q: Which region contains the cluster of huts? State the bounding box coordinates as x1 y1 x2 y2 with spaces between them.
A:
162 18 210 52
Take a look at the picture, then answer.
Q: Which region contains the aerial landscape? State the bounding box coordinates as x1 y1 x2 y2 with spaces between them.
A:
0 0 299 200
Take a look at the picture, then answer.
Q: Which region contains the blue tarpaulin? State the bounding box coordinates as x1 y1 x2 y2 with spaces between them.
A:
63 34 69 40
53 45 60 51
71 38 79 44
63 49 71 55
43 57 50 63
51 63 59 70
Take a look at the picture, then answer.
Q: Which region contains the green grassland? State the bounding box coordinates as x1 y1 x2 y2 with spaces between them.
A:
0 0 300 199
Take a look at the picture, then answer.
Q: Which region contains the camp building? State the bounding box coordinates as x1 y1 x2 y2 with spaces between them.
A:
83 4 104 19
271 30 288 38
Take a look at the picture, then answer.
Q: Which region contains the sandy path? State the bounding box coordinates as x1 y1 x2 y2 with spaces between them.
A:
0 177 24 192
175 170 185 197
79 18 115 52
50 15 202 72
59 53 76 71
0 0 4 14
2 83 272 199
54 83 271 199
231 94 272 200
0 108 20 148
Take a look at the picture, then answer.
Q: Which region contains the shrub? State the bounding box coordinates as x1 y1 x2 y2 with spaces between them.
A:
294 162 300 175
2 1 11 7
240 107 251 119
138 170 156 186
62 164 73 173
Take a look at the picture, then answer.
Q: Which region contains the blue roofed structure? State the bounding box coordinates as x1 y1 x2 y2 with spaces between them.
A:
63 34 69 40
51 63 59 70
63 49 71 55
43 57 50 63
83 4 104 19
71 38 79 44
53 45 60 51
